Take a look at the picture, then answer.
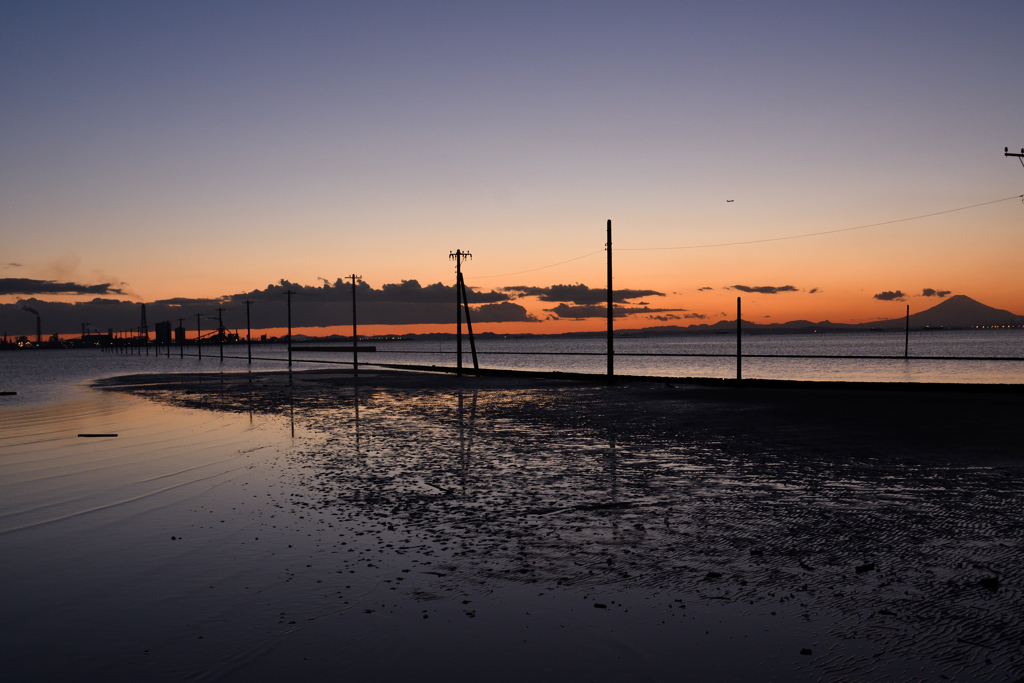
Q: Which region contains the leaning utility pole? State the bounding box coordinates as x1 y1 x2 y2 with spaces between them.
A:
449 250 472 376
458 273 479 371
346 275 361 376
607 219 614 384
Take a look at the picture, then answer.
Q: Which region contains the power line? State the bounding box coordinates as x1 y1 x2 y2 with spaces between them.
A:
466 250 603 280
463 193 1021 281
618 194 1023 252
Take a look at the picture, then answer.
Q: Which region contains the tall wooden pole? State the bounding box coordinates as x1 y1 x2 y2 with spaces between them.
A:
347 276 361 376
196 314 202 359
736 297 742 381
456 257 462 376
287 290 293 368
904 304 910 359
217 307 224 362
607 219 614 384
450 250 472 377
246 301 252 364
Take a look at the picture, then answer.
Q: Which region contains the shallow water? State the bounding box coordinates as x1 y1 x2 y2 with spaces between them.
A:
3 329 1023 408
17 368 1013 682
0 381 855 682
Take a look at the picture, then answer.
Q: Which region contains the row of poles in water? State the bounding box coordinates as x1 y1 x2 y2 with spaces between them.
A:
100 220 915 384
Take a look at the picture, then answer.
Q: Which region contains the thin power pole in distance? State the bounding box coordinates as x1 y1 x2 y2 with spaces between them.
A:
286 291 293 368
449 250 472 376
245 301 252 364
346 275 361 376
736 297 742 382
196 313 202 360
607 219 613 384
179 318 184 358
216 307 225 362
905 304 910 359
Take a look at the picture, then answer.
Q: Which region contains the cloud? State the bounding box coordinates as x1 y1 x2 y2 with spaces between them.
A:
809 287 820 294
546 304 683 320
921 288 951 298
873 290 906 301
647 314 681 321
697 286 713 292
220 278 510 306
730 285 799 294
0 279 528 335
0 278 125 296
503 283 664 305
683 313 707 319
4 263 21 268
469 302 538 323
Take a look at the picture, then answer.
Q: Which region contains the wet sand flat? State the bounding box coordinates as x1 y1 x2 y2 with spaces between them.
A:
3 368 1023 681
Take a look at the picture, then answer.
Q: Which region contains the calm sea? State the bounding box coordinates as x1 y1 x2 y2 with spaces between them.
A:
2 329 1022 406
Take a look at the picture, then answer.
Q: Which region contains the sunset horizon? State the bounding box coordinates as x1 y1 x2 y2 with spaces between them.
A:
4 5 1024 682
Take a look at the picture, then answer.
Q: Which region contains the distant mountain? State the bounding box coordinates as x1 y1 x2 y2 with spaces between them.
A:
858 295 1023 330
624 295 1022 336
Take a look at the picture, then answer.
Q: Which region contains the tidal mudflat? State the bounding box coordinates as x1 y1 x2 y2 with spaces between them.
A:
3 368 1023 682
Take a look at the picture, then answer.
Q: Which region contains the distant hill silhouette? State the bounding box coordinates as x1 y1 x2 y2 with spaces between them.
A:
860 295 1023 329
625 295 1022 335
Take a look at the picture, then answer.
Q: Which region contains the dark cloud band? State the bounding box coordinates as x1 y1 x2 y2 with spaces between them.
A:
0 278 124 296
730 284 799 294
503 283 664 305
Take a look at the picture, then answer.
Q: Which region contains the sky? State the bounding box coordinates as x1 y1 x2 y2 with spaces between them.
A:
2 1 1023 336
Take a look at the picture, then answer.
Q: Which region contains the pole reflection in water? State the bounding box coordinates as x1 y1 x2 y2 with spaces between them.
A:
353 383 361 458
457 390 478 487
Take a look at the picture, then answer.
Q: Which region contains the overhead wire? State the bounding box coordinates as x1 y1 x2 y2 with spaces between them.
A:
465 250 604 281
618 193 1023 252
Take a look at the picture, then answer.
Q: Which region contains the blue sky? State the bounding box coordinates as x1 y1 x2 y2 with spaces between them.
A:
2 2 1022 330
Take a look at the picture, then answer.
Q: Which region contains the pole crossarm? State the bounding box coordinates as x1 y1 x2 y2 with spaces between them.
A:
1006 146 1024 169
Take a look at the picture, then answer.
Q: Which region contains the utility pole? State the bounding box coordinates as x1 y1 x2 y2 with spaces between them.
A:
245 301 252 364
449 250 472 376
905 304 910 359
196 313 202 360
736 297 742 381
607 219 614 384
458 274 479 371
141 305 149 358
216 307 225 362
178 318 184 358
346 275 361 376
286 290 293 368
